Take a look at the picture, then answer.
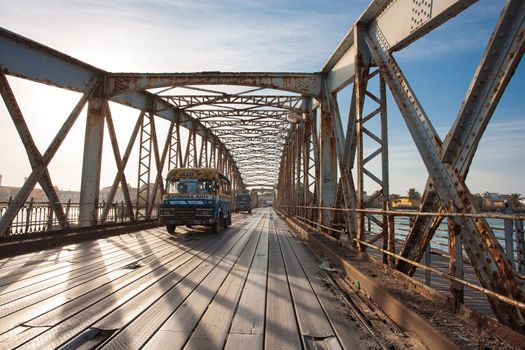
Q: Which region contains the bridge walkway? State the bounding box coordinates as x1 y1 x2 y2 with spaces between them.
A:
0 208 381 350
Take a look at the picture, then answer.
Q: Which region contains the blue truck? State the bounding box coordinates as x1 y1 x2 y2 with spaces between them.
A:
160 168 232 234
234 193 252 213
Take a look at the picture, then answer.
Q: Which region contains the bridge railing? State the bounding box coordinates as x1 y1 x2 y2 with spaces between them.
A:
0 200 159 237
276 204 525 313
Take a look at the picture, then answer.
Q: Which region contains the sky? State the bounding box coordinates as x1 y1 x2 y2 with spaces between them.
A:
0 0 523 197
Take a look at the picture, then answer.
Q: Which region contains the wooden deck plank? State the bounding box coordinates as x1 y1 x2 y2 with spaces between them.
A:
0 234 131 268
0 209 382 350
2 233 222 349
95 218 258 333
0 232 170 293
142 216 266 350
225 334 264 349
264 216 303 350
0 238 171 310
0 239 177 322
155 218 265 336
98 215 262 349
182 215 265 349
274 217 336 340
0 230 166 273
275 215 367 350
225 217 269 345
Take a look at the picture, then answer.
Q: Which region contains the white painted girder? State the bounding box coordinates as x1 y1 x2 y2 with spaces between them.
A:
322 0 477 93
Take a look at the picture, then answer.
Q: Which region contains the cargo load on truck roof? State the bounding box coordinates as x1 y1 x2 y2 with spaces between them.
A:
166 167 230 184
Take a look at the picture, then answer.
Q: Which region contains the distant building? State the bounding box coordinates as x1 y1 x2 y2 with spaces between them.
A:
57 190 81 203
392 196 418 208
0 186 46 202
480 192 518 210
0 184 138 204
482 192 501 200
0 186 19 202
99 185 138 203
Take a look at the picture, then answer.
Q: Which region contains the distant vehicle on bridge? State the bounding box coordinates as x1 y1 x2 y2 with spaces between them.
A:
160 168 232 234
234 193 252 213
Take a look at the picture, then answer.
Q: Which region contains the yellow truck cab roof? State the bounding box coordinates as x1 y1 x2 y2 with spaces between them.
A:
166 168 230 184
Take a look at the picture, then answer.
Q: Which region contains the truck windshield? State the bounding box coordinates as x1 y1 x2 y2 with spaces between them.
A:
236 195 250 203
167 179 214 194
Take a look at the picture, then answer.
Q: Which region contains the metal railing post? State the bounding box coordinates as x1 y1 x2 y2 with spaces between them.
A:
47 202 53 231
386 201 395 267
448 206 464 309
504 203 514 268
25 197 34 235
516 218 525 273
424 245 431 286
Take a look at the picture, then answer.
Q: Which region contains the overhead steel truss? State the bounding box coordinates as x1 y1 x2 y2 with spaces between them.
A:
1 0 524 334
188 109 291 121
160 95 303 112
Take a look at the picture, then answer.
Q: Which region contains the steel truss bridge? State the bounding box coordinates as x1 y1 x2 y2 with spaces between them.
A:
0 0 525 348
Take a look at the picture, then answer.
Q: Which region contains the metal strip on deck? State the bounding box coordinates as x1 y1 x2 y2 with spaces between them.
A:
224 218 269 350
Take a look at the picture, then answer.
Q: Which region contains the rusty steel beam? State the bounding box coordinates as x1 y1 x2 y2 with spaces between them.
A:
203 120 289 130
399 0 525 275
0 28 319 98
213 129 287 137
147 118 173 218
105 72 321 97
0 76 99 235
443 0 525 176
187 109 290 120
220 136 286 144
319 83 338 227
100 103 143 223
0 28 101 93
322 0 477 93
0 70 67 229
365 28 525 331
163 95 303 112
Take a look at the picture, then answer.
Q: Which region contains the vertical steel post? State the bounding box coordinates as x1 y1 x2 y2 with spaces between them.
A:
294 122 298 219
79 96 105 227
516 219 525 273
504 203 515 267
319 86 338 228
168 121 181 171
354 24 369 251
135 108 153 219
380 74 390 260
302 125 310 220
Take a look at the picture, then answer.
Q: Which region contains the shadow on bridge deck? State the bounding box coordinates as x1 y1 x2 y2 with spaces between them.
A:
0 208 390 350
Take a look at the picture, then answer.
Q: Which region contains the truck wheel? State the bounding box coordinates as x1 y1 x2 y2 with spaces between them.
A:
166 224 176 235
212 213 222 234
224 213 229 228
248 209 252 214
